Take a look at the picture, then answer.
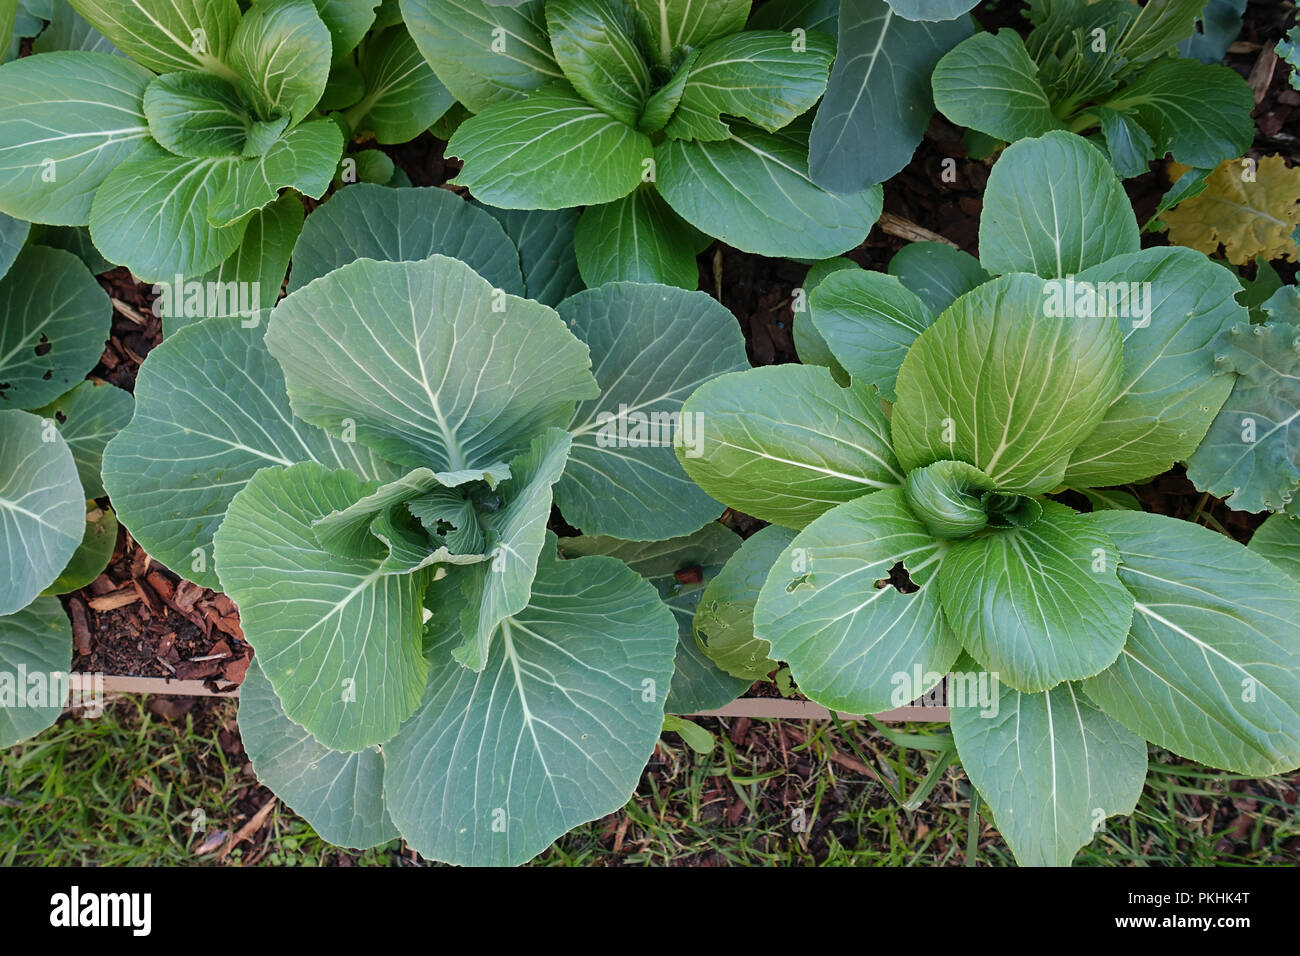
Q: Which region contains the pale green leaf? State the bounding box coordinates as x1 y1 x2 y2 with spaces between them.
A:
102 317 397 591
546 0 651 127
291 184 522 296
886 241 989 316
891 273 1124 494
382 542 676 866
0 410 83 614
631 0 750 66
449 86 652 210
1063 247 1243 487
1249 513 1300 584
979 131 1139 278
348 23 454 144
655 122 882 259
267 255 597 471
679 364 903 529
754 487 960 714
932 30 1061 144
31 379 133 498
1084 511 1300 775
228 0 332 126
952 677 1146 867
0 51 152 225
207 118 343 228
69 0 240 73
573 187 700 289
0 596 72 746
237 659 398 849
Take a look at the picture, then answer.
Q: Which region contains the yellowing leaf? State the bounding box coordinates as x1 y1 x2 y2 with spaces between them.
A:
1163 156 1300 265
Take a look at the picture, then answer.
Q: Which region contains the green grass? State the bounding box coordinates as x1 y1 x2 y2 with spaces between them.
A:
1 699 1295 866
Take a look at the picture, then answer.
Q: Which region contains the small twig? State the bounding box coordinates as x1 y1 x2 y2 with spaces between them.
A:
110 296 150 326
219 797 277 862
877 213 960 249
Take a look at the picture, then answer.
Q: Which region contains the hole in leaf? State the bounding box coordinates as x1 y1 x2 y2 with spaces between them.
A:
34 334 51 357
874 561 919 593
785 573 813 593
42 370 52 379
54 410 67 424
434 519 457 536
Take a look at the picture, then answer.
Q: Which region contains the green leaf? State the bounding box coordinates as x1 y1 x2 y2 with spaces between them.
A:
655 122 882 259
1146 165 1211 231
1108 58 1254 169
237 659 397 849
1179 0 1247 64
979 131 1139 278
1 408 82 613
311 0 381 60
31 380 133 498
32 1 122 55
0 51 152 225
932 30 1061 144
228 0 332 126
435 430 571 671
206 118 343 228
1186 322 1300 513
1078 487 1143 512
810 0 971 191
216 462 431 751
290 185 523 296
558 523 751 713
902 459 995 539
885 0 977 19
636 47 698 134
102 317 396 591
88 143 245 283
891 273 1124 494
573 187 700 289
679 364 904 529
399 0 562 113
809 268 934 402
951 677 1147 867
747 0 839 33
546 0 651 127
558 282 748 539
631 0 750 66
69 0 240 73
382 542 677 866
662 715 714 753
472 204 583 306
1084 510 1300 775
449 86 652 209
664 29 834 141
694 523 793 681
23 224 110 276
791 257 856 382
347 24 454 144
755 487 960 714
193 191 304 329
144 71 250 160
0 596 72 747
267 255 597 471
1113 0 1206 64
43 502 116 595
939 502 1134 693
1095 106 1156 179
0 211 25 279
1249 514 1300 584
1063 247 1243 487
1 245 109 410
886 241 989 315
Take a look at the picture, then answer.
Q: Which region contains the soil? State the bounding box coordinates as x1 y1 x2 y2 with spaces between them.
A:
67 0 1299 684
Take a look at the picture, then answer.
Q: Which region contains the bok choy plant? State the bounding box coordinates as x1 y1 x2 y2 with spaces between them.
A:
932 0 1255 177
102 185 755 864
677 130 1300 866
399 0 883 289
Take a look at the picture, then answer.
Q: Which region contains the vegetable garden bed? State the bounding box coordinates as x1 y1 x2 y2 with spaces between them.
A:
2 0 1300 871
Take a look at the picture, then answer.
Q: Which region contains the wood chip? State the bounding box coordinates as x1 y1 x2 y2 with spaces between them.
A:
111 296 149 327
87 590 140 612
145 571 174 602
877 212 959 248
172 580 202 613
1248 41 1278 105
219 797 277 861
68 597 93 657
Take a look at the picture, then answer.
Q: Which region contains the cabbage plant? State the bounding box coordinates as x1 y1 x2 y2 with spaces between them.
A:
678 131 1300 866
400 0 883 289
103 186 756 863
